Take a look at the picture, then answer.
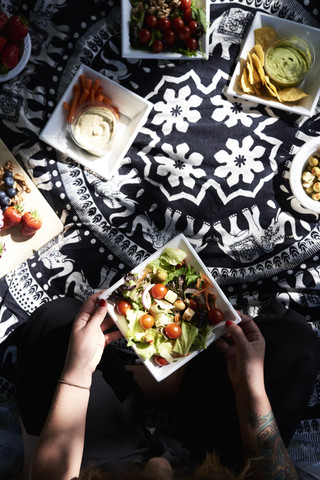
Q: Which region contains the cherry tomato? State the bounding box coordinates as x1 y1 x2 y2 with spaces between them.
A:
165 323 182 339
186 36 197 51
154 355 169 366
183 8 193 23
138 28 151 44
178 25 191 42
152 39 164 53
116 300 132 316
145 14 157 29
140 314 155 329
180 0 191 10
163 28 176 46
151 283 168 299
188 20 198 35
187 297 199 310
172 17 184 32
208 308 224 325
158 16 170 31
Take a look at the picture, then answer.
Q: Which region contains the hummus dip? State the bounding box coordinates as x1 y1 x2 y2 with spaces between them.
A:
265 37 312 87
71 105 116 156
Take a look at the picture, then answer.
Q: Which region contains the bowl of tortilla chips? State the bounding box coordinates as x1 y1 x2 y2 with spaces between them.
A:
227 12 320 117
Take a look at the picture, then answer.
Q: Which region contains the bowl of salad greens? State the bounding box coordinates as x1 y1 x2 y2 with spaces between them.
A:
121 0 210 60
101 234 241 382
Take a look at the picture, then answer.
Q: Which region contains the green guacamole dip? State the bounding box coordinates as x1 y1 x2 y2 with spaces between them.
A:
265 37 313 87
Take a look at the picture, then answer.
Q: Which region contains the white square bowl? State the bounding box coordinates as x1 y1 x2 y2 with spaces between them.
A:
40 64 152 180
121 0 209 60
227 12 320 117
100 233 241 382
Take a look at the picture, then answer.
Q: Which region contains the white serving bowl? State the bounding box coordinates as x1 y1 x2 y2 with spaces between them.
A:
40 64 152 181
121 0 209 60
100 233 241 382
290 137 320 213
0 34 31 83
227 12 320 117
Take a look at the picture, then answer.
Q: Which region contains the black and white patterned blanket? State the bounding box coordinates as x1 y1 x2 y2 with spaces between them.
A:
0 0 319 477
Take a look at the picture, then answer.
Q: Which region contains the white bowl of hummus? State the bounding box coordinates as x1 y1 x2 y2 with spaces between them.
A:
69 101 117 157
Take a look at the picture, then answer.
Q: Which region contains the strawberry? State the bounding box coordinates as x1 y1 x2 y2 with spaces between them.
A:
0 42 19 69
0 36 7 52
21 210 42 236
3 204 23 229
3 15 28 42
0 12 8 32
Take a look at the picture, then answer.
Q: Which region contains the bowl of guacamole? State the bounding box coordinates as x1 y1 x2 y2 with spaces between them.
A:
265 36 314 88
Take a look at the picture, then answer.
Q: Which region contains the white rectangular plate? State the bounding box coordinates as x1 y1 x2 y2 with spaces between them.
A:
227 12 320 117
40 64 153 180
0 139 64 278
101 233 241 382
121 0 209 60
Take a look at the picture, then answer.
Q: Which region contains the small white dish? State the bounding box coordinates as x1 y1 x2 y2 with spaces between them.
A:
290 137 320 213
227 12 320 117
121 0 209 60
40 64 153 180
101 233 241 382
0 34 31 83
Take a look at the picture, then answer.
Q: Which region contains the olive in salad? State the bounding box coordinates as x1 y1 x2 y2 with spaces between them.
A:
129 0 207 56
111 247 226 367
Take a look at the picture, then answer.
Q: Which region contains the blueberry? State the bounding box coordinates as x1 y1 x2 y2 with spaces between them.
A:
4 176 14 188
0 191 6 198
6 187 17 198
0 195 10 207
4 170 13 178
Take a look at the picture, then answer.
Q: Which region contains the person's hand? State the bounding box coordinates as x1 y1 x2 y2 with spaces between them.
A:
62 292 123 387
215 312 266 396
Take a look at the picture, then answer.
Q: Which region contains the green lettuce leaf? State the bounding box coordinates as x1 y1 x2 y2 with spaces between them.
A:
173 321 199 356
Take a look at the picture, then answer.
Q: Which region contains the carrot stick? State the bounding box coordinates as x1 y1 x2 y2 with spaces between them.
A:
85 78 92 91
78 88 89 105
95 86 103 97
63 101 70 111
102 95 112 105
80 74 87 91
95 94 104 102
68 84 81 123
111 105 120 119
91 79 100 95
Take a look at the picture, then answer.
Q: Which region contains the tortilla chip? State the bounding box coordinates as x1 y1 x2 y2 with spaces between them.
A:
239 67 255 94
253 84 262 96
254 27 278 51
252 52 265 85
278 87 308 102
265 76 281 102
246 52 261 85
253 44 264 66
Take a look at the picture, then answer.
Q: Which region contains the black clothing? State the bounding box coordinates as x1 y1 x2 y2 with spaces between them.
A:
17 297 320 472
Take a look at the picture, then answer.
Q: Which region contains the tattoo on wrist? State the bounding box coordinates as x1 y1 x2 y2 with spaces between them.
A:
247 409 298 479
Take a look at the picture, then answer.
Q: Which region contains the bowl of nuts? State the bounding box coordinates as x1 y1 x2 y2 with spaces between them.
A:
290 137 320 213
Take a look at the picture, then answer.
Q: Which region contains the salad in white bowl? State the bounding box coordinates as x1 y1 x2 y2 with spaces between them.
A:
103 234 241 381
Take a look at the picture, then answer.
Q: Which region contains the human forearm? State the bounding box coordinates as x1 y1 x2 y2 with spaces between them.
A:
235 387 298 480
30 377 91 480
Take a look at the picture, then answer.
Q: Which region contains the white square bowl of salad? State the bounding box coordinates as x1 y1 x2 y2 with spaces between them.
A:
101 234 241 382
122 0 210 60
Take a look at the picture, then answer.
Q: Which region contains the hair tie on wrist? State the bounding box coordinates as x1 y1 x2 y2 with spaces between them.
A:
58 379 91 390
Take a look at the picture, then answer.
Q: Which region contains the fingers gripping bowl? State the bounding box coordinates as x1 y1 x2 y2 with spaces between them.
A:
100 234 241 382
